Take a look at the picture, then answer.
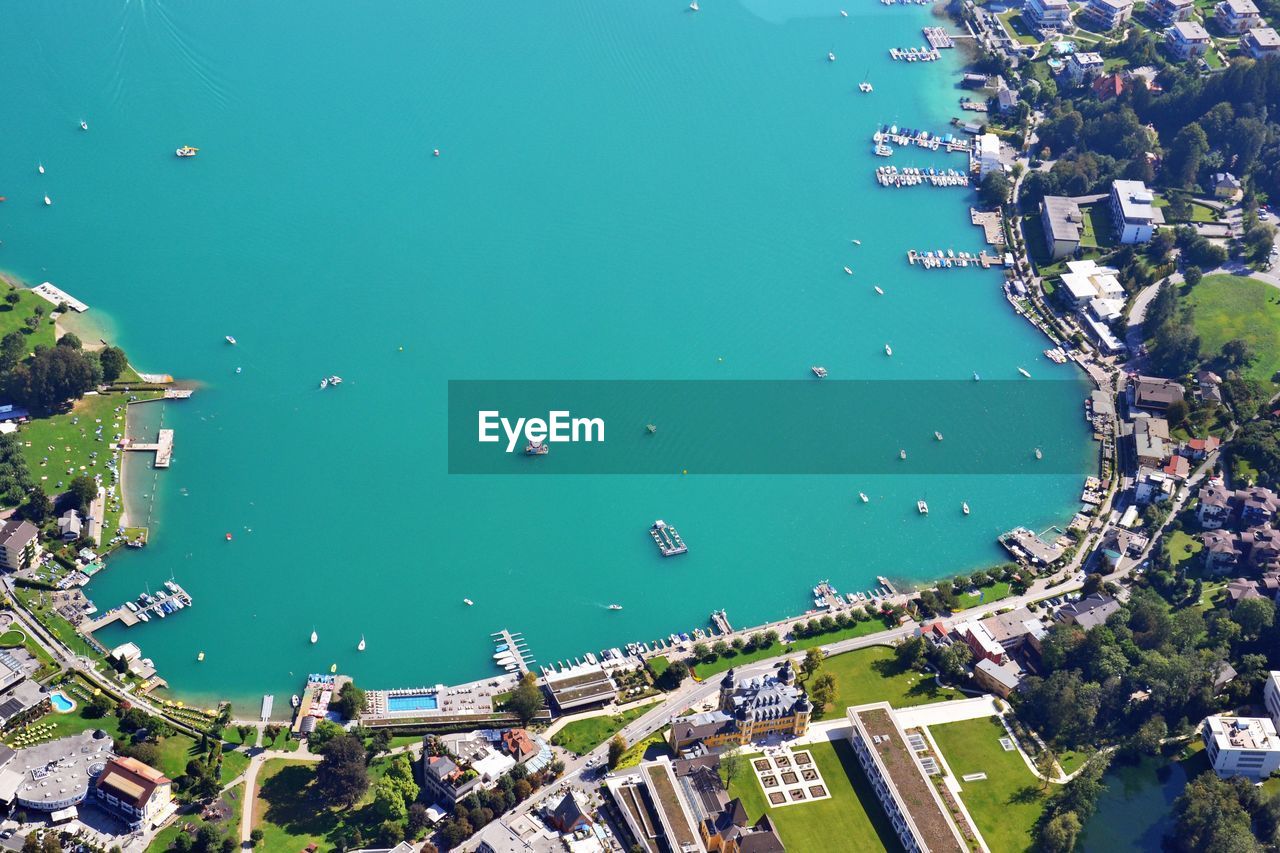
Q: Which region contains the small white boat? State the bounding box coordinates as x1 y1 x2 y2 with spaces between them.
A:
357 635 366 651
197 651 205 661
43 196 51 206
79 120 88 131
874 285 884 295
136 612 150 622
1035 447 1043 459
1017 367 1031 378
176 146 199 158
235 367 242 374
934 431 943 441
859 492 869 503
962 501 970 515
319 378 329 389
899 449 907 460
225 335 237 345
608 604 623 611
812 366 828 378
917 500 929 514
841 9 848 15
884 343 892 356
858 82 873 93
37 163 44 175
310 629 318 644
973 372 980 381
463 598 474 606
690 0 699 9
844 266 853 275
852 239 861 245
291 694 301 708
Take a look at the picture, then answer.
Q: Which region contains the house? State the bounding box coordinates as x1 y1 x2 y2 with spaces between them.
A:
1197 482 1234 529
974 658 1024 698
976 133 1002 177
501 728 539 764
1082 0 1134 31
1059 259 1126 307
1026 0 1073 32
1227 576 1262 603
1183 435 1221 460
1066 51 1106 83
1163 455 1191 480
1092 72 1128 100
1166 21 1213 59
669 662 811 755
980 607 1048 656
1202 715 1280 781
996 86 1020 114
1148 0 1195 24
1244 26 1280 58
1242 528 1280 571
1133 417 1171 468
1203 531 1243 573
1196 369 1224 404
57 510 81 542
1239 486 1280 526
955 619 1007 664
1041 196 1086 258
1215 0 1263 34
0 520 40 573
93 756 174 831
1211 172 1243 200
547 789 593 834
421 755 481 808
1110 179 1162 243
1057 593 1120 629
1132 375 1185 412
699 793 785 853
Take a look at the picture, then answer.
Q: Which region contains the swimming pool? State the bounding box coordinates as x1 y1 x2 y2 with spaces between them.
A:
50 691 76 713
386 693 438 713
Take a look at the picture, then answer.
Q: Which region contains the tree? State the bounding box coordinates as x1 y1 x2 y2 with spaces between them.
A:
1039 811 1082 853
608 735 627 769
67 475 97 512
307 719 344 752
809 672 837 711
712 640 730 658
333 681 366 720
408 802 431 835
1132 715 1167 756
1233 597 1275 641
264 723 282 746
378 821 404 847
979 170 1012 207
1170 773 1261 852
316 734 369 807
719 749 743 788
248 829 264 848
1221 338 1257 370
236 724 254 745
18 485 52 524
505 673 545 725
39 834 60 853
1183 265 1203 288
895 636 927 670
1035 749 1057 790
0 332 26 372
5 344 102 412
657 660 689 691
21 833 38 853
98 346 128 384
1166 398 1190 428
1166 124 1209 189
84 692 112 719
802 648 824 679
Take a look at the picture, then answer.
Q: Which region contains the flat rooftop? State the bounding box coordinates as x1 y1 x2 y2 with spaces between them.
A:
13 730 113 810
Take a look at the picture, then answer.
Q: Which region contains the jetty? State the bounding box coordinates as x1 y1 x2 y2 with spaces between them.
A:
999 527 1068 566
970 208 1006 246
877 575 898 596
813 581 843 609
710 609 733 635
163 389 194 400
907 249 1003 269
650 520 687 557
123 429 173 468
889 47 942 62
260 694 274 722
923 27 955 49
492 629 534 674
79 580 193 633
31 282 88 313
959 99 989 113
874 126 971 154
875 166 970 189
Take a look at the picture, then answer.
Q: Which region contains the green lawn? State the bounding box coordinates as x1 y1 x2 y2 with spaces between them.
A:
1155 196 1217 223
956 582 1013 611
616 727 673 769
1165 529 1203 569
253 758 386 853
0 281 58 351
1186 274 1280 384
648 655 670 680
997 10 1041 44
147 783 244 852
691 619 887 680
1056 749 1090 776
1079 201 1118 250
8 702 123 747
551 704 650 755
729 740 901 853
930 717 1047 853
814 646 960 718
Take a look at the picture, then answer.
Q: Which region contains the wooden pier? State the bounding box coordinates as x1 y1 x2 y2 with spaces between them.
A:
124 429 173 468
650 520 687 557
163 389 194 400
907 249 1003 269
492 629 534 674
970 209 1006 246
923 27 955 49
710 609 733 635
80 581 194 633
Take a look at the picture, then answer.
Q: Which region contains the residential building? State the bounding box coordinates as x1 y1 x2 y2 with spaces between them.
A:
847 703 970 852
1083 0 1134 31
1204 532 1244 572
1241 487 1280 526
1110 179 1162 243
976 133 1002 177
669 662 811 755
1092 72 1128 100
996 86 1020 114
1026 0 1073 32
1212 171 1243 199
1057 594 1120 629
1131 375 1185 412
1166 21 1213 60
0 520 40 573
1215 0 1263 33
1244 26 1280 57
1040 196 1085 258
1197 482 1234 529
974 659 1023 698
1066 51 1106 83
1059 259 1126 307
93 756 174 831
1133 417 1171 467
1202 715 1280 781
547 790 593 834
955 619 1007 664
980 607 1048 656
1263 672 1280 729
502 728 539 764
1135 466 1175 505
1148 0 1195 24
421 755 482 808
1242 528 1280 571
1182 435 1221 460
1227 576 1264 603
57 510 81 542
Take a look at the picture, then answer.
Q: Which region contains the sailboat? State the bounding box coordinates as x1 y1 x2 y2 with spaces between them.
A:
358 635 366 651
874 285 884 295
859 492 869 503
962 502 970 515
79 120 88 131
37 163 44 175
885 343 893 356
310 628 318 644
43 196 51 206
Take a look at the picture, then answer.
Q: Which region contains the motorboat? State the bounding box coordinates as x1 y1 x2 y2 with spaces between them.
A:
175 146 199 158
934 431 943 441
291 694 301 708
319 378 329 389
608 604 623 611
358 635 366 651
136 612 150 622
874 285 884 295
962 502 970 515
37 163 44 174
828 51 836 61
844 266 853 275
841 9 848 15
235 367 242 374
1018 367 1031 378
526 440 549 455
917 500 929 514
690 0 699 9
884 343 892 356
811 366 828 378
852 239 861 245
1035 447 1043 459
310 629 318 644
899 449 907 460
43 196 51 206
859 492 869 503
463 598 474 606
225 335 237 345
858 82 873 93
973 372 980 381
80 120 88 131
197 651 205 661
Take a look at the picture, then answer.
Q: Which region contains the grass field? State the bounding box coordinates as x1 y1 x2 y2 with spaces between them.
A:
813 646 959 718
1056 749 1091 776
1165 529 1203 569
930 717 1046 853
147 783 245 852
956 582 1013 610
551 704 651 755
1187 274 1280 384
10 702 123 746
0 281 58 351
1079 201 1117 250
691 619 887 679
729 740 901 852
997 10 1041 44
648 655 670 679
253 756 394 853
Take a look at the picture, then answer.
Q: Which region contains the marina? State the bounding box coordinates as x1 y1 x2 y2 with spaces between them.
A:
79 580 193 632
889 47 942 62
492 629 535 674
874 166 970 189
922 27 955 49
906 249 1003 269
873 126 971 153
650 519 688 557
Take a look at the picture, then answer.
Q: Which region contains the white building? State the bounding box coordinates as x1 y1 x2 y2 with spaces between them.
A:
1244 26 1280 58
1202 715 1280 781
1059 259 1126 308
1110 180 1162 243
1148 0 1195 24
1026 0 1073 31
1215 0 1263 34
1264 672 1280 728
1082 0 1134 31
0 519 40 572
1166 21 1213 60
976 133 1002 178
1066 52 1106 83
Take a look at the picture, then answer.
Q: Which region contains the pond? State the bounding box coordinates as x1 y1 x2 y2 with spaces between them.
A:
1079 749 1207 851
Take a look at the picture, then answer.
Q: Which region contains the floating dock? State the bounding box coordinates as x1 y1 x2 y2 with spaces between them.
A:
31 282 88 313
260 694 274 722
123 429 173 468
889 47 942 62
874 126 971 154
79 580 193 633
650 520 687 557
492 629 534 674
923 27 955 49
163 389 194 400
907 249 1002 269
875 166 970 189
710 609 733 635
970 209 1006 246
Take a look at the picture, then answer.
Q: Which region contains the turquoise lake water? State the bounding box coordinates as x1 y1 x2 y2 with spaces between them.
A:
0 0 1094 708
